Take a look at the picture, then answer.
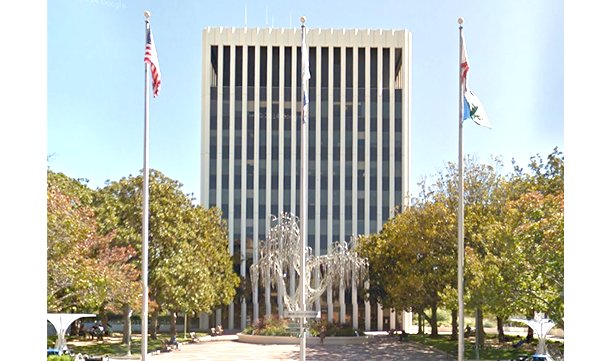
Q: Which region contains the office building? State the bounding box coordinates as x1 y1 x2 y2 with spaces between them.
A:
200 26 411 331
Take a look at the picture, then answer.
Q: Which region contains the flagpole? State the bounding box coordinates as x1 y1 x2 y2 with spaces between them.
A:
299 16 308 361
141 10 151 361
457 17 465 361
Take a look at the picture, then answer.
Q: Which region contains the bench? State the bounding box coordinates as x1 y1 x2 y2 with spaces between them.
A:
160 339 172 352
160 338 181 352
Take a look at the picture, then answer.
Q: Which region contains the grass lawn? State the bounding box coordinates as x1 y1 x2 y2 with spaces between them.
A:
47 333 207 357
405 333 564 360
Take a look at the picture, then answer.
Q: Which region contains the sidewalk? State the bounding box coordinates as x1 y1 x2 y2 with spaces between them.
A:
108 333 453 361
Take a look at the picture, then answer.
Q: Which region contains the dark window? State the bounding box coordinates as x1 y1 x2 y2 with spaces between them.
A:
260 47 267 87
284 47 292 87
321 47 329 88
236 46 243 87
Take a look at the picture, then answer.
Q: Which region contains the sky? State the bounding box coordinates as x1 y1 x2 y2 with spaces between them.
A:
45 0 564 202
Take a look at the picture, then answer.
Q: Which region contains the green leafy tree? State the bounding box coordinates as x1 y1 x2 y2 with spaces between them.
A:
47 170 140 315
92 169 239 338
488 148 564 328
360 191 455 337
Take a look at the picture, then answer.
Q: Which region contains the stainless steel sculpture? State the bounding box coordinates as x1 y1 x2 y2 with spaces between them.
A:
250 212 368 313
510 317 556 359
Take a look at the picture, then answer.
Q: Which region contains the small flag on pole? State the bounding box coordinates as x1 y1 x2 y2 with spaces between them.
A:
460 31 490 128
301 25 310 124
145 25 162 98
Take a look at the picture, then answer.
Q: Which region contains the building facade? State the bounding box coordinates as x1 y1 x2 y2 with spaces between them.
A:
199 26 411 331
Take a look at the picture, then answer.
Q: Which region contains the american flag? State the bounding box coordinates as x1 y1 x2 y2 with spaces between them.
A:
144 25 161 98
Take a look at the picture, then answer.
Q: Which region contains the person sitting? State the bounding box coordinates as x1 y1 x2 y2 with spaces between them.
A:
78 324 87 339
513 333 534 348
464 325 472 337
96 323 105 341
105 323 113 336
216 324 223 335
169 332 181 350
89 323 98 340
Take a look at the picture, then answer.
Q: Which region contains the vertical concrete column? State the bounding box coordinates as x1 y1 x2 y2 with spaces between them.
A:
402 310 412 333
252 32 261 322
277 41 285 318
240 36 248 333
199 312 209 331
327 38 335 321
377 303 383 331
228 41 236 330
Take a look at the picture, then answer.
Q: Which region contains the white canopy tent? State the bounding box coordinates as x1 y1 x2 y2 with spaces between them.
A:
47 313 96 352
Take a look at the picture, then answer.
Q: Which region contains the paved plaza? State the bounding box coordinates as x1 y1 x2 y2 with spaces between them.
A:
109 334 454 361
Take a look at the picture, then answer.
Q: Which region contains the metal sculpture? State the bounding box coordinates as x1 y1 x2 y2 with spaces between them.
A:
250 212 368 313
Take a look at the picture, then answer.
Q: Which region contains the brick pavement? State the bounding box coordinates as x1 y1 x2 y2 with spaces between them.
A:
109 334 454 361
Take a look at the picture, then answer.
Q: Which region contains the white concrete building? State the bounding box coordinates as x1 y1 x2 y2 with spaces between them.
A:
199 26 412 332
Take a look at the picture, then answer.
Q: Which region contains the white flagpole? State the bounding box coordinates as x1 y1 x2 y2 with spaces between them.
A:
142 10 151 361
457 17 465 361
299 16 308 361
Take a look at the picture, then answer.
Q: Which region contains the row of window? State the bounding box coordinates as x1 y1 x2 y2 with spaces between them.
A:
211 46 403 90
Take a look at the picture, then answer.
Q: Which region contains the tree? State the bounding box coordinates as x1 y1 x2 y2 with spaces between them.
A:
484 148 564 329
360 192 455 337
92 169 239 338
360 148 563 342
47 170 140 315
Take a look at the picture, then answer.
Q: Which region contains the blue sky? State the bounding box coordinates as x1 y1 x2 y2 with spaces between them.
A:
46 0 563 202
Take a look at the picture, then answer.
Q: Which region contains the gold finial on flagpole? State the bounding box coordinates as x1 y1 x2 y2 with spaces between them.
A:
458 17 464 24
300 16 307 24
145 10 151 19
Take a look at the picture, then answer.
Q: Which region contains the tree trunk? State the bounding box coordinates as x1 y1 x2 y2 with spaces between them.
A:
70 320 79 336
100 304 109 334
170 312 177 336
420 303 439 337
451 309 458 341
122 303 132 345
496 316 505 343
151 309 159 340
417 312 423 334
476 308 485 349
430 303 439 337
526 310 534 341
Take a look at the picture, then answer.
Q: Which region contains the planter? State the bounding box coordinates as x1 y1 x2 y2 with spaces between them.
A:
237 332 371 345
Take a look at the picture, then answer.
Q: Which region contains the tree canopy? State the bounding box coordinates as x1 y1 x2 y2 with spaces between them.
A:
47 170 140 314
359 148 564 335
92 169 239 319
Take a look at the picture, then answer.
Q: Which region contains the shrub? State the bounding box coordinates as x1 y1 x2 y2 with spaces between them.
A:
243 316 365 337
309 319 364 337
247 314 290 336
47 356 73 361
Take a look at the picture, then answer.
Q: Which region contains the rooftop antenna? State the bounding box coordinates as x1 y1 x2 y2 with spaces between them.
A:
244 3 247 27
266 5 268 26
